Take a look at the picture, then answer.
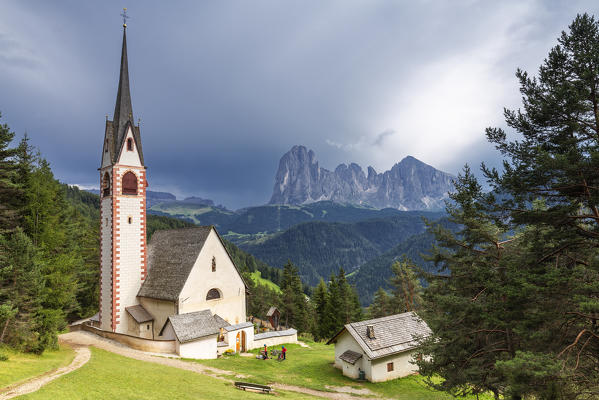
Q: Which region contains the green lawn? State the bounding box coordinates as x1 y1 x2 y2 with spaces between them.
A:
250 270 282 293
195 339 494 400
19 347 315 399
0 345 75 389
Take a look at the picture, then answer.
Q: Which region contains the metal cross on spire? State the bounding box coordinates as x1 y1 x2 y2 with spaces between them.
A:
120 8 129 27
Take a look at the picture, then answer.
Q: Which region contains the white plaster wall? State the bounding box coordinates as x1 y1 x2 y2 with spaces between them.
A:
333 331 366 372
117 127 142 167
113 166 145 334
100 194 113 331
370 351 419 382
140 297 176 338
251 332 298 350
178 229 246 324
224 326 254 353
178 335 218 359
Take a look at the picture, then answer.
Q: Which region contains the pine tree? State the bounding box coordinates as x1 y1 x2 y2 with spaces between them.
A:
280 261 309 332
0 229 43 351
389 258 422 313
0 113 21 232
481 13 599 396
368 287 391 319
311 279 328 341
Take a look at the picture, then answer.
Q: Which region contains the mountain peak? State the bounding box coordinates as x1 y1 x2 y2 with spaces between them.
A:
269 146 454 210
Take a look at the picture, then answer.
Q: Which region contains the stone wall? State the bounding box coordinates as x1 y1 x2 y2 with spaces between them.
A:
82 324 176 354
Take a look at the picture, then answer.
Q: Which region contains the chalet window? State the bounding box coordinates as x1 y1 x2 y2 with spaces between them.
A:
387 362 394 372
102 172 110 196
122 171 137 195
147 324 150 330
127 138 133 151
206 288 221 301
212 256 216 272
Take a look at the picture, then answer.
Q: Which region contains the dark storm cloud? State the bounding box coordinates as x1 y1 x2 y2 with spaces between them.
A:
1 1 598 208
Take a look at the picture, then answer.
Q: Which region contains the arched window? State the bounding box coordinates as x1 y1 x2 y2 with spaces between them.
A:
206 288 221 301
122 171 137 195
127 138 133 151
102 172 110 196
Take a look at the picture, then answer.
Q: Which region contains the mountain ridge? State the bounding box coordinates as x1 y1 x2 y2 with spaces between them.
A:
269 145 455 210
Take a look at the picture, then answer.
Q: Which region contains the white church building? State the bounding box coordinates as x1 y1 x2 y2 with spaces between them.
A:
88 20 296 359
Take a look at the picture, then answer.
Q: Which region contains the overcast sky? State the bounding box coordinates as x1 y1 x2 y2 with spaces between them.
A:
1 1 597 209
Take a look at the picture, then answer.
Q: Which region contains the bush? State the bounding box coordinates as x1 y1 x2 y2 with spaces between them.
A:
0 354 8 361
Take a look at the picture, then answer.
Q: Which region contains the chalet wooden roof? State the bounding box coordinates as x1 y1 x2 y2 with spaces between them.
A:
339 350 362 365
327 312 432 360
266 306 279 317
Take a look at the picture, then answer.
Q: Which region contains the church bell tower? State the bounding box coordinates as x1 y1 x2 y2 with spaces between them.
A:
99 18 147 333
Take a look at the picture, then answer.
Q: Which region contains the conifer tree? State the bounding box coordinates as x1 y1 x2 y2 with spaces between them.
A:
311 279 329 340
280 260 309 332
389 258 423 313
368 287 391 319
482 13 599 396
0 113 21 232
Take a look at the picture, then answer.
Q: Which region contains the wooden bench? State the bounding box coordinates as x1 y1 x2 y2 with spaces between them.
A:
234 381 272 393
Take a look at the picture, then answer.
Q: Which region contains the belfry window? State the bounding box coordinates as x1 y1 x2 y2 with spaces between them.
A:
206 288 221 301
127 138 133 151
102 173 111 196
122 171 137 195
212 256 216 272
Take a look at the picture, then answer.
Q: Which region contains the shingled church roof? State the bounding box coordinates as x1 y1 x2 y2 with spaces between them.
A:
327 312 432 360
138 226 212 301
103 25 144 166
137 226 248 301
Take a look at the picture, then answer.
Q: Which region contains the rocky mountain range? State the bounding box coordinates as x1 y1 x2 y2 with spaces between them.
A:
269 145 455 210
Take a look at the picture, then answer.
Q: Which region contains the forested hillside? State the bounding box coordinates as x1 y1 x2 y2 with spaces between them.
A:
239 214 434 286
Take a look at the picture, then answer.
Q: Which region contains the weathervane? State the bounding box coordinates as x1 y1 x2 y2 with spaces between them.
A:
120 8 129 27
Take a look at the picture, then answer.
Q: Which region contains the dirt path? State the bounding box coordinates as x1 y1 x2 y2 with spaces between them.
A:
58 331 382 399
0 346 91 400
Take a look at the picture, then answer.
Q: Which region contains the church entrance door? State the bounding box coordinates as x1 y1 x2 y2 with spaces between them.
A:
236 332 240 353
241 330 246 352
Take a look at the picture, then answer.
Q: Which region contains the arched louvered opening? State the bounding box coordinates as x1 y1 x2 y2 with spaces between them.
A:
102 172 111 196
122 171 137 195
206 288 221 301
127 138 133 151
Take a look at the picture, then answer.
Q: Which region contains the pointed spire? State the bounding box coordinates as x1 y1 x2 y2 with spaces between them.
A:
113 26 133 142
109 21 144 165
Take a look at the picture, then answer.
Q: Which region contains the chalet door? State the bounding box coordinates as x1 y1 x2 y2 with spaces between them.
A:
236 332 240 353
241 331 246 352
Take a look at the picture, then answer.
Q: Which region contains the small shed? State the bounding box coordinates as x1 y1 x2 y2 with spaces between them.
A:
125 305 154 339
266 306 280 330
160 310 229 359
327 312 431 382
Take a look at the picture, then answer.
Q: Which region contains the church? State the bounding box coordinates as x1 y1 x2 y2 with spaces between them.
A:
91 19 296 359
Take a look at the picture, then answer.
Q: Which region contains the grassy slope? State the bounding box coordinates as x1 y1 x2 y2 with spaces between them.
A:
250 270 282 293
195 340 493 400
20 347 313 400
0 345 75 389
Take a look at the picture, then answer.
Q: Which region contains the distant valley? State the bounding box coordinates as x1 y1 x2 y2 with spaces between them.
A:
84 146 452 304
